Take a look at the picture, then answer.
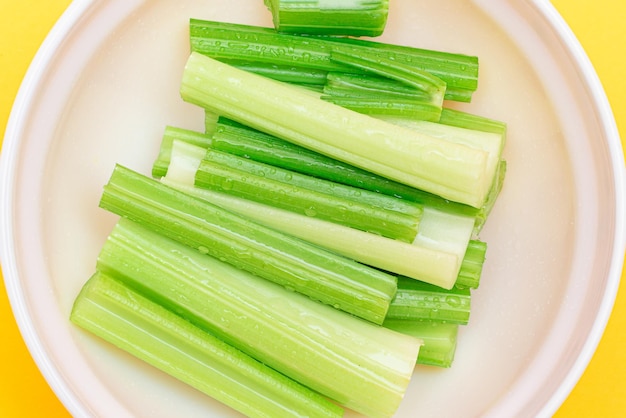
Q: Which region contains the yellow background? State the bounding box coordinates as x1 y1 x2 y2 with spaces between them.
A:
0 1 624 416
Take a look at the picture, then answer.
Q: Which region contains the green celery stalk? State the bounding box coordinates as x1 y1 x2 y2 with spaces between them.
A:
205 120 494 229
328 49 447 107
195 149 422 242
181 52 493 208
99 164 397 324
162 141 461 288
97 218 421 418
455 239 488 289
383 319 459 368
264 0 389 36
188 19 478 102
387 276 472 324
71 271 344 418
152 125 212 179
439 107 508 137
321 95 442 120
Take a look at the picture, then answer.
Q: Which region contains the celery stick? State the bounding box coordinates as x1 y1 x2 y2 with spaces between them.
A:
71 271 344 418
387 276 471 324
181 52 493 208
264 0 389 36
162 143 460 288
439 107 508 137
383 319 459 368
455 239 488 289
195 149 422 241
152 125 212 179
97 219 421 418
188 19 478 102
321 95 442 120
99 164 396 324
328 49 447 107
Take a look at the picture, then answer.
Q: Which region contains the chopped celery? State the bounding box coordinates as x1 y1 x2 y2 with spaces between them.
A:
455 239 488 289
97 218 421 418
204 120 491 229
387 276 472 324
328 49 446 107
439 107 508 137
195 149 423 242
162 142 461 288
71 271 344 418
383 320 459 368
264 0 389 36
181 52 493 208
188 19 478 101
321 96 442 120
99 164 397 324
152 125 212 179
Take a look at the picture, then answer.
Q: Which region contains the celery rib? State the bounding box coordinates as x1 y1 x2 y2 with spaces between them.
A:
97 219 421 418
265 0 390 36
99 164 397 324
71 271 344 418
195 149 423 242
181 52 493 208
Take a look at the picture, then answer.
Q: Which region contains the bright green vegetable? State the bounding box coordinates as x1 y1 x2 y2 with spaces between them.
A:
152 125 212 178
71 270 344 418
99 164 397 324
188 19 479 102
181 52 494 208
203 119 499 231
195 149 423 241
97 218 421 418
264 0 389 36
383 320 459 368
455 239 488 289
387 276 472 324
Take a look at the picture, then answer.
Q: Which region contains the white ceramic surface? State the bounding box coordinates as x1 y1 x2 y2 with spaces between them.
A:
1 0 624 417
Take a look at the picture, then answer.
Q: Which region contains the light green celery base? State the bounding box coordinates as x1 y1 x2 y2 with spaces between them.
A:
97 219 420 418
71 271 343 418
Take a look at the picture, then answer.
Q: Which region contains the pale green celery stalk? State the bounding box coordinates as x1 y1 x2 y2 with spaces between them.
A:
162 140 460 288
195 149 422 242
99 164 397 324
264 0 389 36
387 276 471 324
383 320 459 368
328 49 447 108
412 207 476 290
375 119 505 201
181 52 493 208
188 19 478 102
71 271 344 418
152 126 212 179
97 219 421 418
455 239 487 289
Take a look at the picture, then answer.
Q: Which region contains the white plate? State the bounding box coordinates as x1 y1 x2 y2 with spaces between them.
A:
1 0 625 417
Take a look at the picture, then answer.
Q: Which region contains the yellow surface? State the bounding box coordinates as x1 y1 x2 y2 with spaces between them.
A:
0 1 624 417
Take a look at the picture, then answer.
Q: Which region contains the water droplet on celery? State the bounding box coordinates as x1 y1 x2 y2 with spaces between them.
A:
305 207 317 217
221 178 234 190
198 246 209 254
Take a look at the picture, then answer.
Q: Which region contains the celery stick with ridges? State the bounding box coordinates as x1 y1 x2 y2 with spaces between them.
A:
97 219 421 418
195 149 423 242
163 140 462 288
180 52 494 208
99 164 397 324
71 271 344 418
264 0 390 36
